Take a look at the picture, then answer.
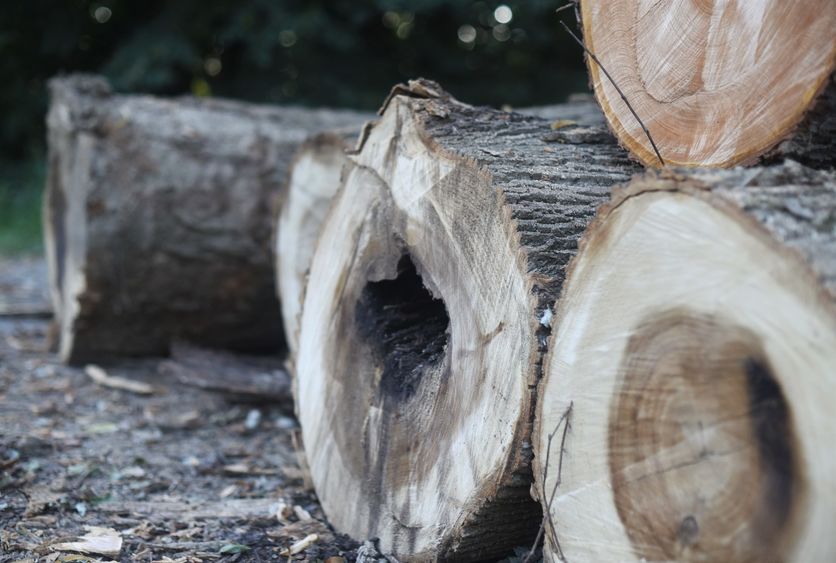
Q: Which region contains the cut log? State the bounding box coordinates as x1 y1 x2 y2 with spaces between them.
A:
579 1 836 168
276 132 360 361
535 161 836 562
276 101 601 363
294 79 639 561
44 74 368 364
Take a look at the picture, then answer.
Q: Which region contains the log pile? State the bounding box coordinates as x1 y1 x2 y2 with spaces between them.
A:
44 75 368 363
45 6 836 559
275 132 358 361
292 80 637 560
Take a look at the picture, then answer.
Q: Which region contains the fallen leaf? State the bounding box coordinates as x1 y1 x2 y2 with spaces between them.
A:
50 526 122 557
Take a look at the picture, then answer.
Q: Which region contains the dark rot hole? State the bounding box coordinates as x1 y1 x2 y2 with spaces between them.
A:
744 357 796 525
355 254 450 401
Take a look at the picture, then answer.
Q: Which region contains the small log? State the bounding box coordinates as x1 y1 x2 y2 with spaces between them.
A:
295 79 640 561
276 132 360 360
579 0 836 167
44 74 367 363
535 161 836 562
158 342 291 401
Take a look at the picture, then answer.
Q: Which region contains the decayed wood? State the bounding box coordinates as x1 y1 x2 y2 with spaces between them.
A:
44 74 368 364
295 79 639 561
535 161 836 562
276 132 360 361
580 0 836 167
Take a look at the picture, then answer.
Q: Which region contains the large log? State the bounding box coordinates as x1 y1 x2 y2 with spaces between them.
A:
44 75 367 363
579 0 836 168
276 100 603 363
535 161 836 562
294 79 639 561
276 132 359 361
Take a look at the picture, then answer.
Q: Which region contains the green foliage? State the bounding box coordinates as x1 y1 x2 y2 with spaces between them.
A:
0 157 45 255
0 1 588 254
0 0 587 159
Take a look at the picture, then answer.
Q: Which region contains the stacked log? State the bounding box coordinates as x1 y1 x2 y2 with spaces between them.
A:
275 99 604 363
578 0 836 167
44 75 368 363
292 79 639 560
275 132 359 361
535 162 836 562
44 5 836 558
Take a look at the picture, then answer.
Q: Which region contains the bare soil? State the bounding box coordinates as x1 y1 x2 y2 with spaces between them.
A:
0 256 362 563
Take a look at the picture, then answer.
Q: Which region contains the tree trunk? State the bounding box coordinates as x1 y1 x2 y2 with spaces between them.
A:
276 132 360 361
579 0 836 168
294 79 640 561
44 74 368 364
535 161 836 562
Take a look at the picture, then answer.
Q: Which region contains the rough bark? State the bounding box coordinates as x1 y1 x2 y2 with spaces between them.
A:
579 0 836 168
44 74 368 363
294 79 639 561
536 162 836 562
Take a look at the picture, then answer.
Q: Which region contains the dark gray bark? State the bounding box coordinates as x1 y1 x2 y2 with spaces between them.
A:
45 74 369 363
416 83 640 560
650 162 836 298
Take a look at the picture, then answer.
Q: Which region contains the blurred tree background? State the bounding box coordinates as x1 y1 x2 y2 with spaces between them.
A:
0 0 588 254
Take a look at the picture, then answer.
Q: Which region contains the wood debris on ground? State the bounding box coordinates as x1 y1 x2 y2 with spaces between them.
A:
0 257 362 563
84 365 156 395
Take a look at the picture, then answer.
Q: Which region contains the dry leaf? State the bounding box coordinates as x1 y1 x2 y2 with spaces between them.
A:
50 526 122 557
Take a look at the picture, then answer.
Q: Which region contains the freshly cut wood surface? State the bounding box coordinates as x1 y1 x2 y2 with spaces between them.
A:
276 132 360 360
295 79 638 561
44 75 367 364
276 101 600 363
535 161 836 562
580 0 836 168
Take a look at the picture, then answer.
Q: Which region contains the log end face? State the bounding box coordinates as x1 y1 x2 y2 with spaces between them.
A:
609 311 804 562
581 0 836 167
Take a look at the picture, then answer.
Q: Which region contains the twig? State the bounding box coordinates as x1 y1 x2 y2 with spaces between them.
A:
85 364 156 395
523 401 573 563
558 20 665 167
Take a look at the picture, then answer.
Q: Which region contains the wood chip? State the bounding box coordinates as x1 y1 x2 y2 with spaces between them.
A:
279 534 318 556
85 365 155 395
292 505 313 521
221 463 278 476
50 526 122 557
275 502 293 524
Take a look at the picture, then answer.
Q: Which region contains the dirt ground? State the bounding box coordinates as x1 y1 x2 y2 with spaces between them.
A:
0 256 364 563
